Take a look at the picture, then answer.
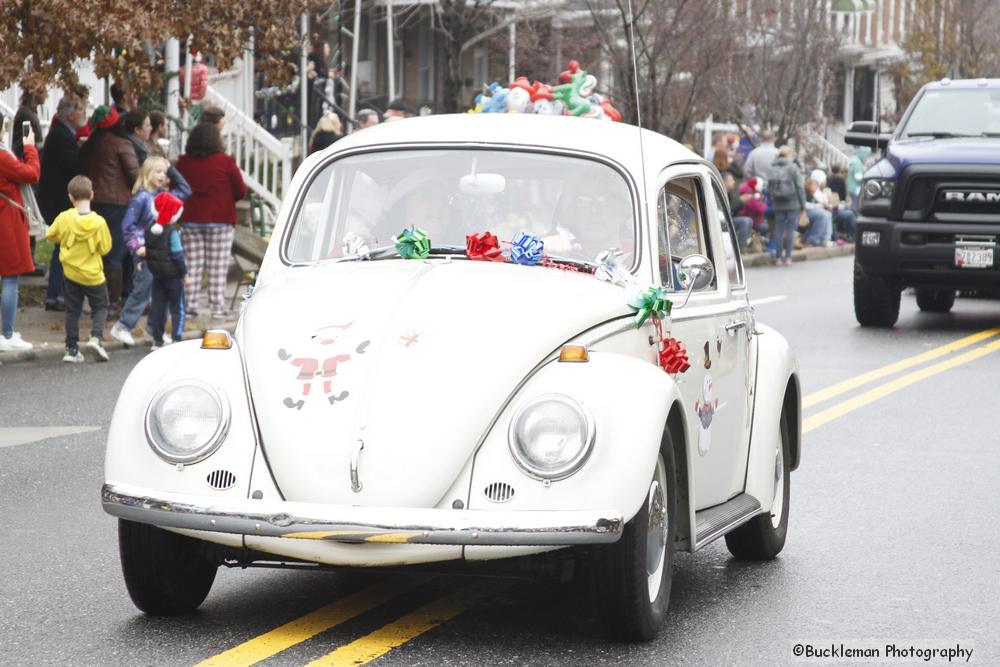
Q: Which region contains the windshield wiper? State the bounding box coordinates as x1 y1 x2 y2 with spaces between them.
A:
905 132 975 138
979 132 1000 138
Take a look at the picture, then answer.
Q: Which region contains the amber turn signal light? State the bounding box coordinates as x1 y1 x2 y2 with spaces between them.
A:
558 345 589 362
201 330 233 350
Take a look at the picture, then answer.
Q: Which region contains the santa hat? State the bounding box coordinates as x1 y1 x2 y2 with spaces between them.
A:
91 105 120 130
746 177 764 192
149 192 184 236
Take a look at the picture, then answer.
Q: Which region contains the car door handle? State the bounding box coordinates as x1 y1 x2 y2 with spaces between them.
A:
725 320 747 335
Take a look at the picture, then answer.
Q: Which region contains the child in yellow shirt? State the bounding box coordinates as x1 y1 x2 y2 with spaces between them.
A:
46 176 112 362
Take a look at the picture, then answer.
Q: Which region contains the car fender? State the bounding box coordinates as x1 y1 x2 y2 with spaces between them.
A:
468 351 682 525
744 323 801 512
105 341 258 509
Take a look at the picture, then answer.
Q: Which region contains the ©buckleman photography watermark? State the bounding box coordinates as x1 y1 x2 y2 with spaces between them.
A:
791 641 974 663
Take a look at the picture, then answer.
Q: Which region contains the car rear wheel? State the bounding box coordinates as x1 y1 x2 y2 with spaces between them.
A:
118 519 218 615
725 410 790 560
595 435 677 642
916 288 955 313
854 259 901 327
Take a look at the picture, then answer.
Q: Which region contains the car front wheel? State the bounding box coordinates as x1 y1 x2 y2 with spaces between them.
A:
725 410 790 560
854 259 901 327
119 519 219 615
595 435 677 642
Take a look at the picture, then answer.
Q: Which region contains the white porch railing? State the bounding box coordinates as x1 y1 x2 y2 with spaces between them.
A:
204 85 292 223
798 132 850 171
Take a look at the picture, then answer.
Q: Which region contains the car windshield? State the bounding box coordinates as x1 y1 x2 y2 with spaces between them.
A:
901 88 1000 138
284 149 637 267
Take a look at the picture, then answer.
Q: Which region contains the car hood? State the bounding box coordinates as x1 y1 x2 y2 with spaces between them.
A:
876 137 1000 176
239 259 633 507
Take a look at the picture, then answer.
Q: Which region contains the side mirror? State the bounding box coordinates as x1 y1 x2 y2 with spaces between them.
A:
678 254 715 292
844 121 892 150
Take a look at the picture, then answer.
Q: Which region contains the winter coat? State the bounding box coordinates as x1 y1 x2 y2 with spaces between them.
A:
122 181 192 260
82 132 140 206
38 118 82 224
45 208 112 285
768 157 807 212
847 147 871 200
0 144 40 276
176 151 247 224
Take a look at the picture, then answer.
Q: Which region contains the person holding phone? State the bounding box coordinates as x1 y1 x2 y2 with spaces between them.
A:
0 117 41 352
12 88 45 160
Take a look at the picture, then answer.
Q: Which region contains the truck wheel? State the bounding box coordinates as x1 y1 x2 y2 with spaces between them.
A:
916 288 955 313
725 409 790 560
119 519 218 615
595 435 677 642
853 259 901 327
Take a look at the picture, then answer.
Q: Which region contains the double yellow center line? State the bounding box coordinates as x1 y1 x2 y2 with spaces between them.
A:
803 326 1000 432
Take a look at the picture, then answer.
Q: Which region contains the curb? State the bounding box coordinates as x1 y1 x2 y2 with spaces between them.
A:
0 318 238 367
743 243 854 267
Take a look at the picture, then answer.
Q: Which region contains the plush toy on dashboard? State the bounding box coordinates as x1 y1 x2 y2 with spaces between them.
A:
507 77 534 113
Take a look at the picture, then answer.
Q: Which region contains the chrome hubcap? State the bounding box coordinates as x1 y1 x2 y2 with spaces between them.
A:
645 457 668 602
771 443 784 529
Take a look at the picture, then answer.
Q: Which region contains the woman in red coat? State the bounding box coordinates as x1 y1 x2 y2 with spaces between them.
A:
0 119 41 352
175 122 247 318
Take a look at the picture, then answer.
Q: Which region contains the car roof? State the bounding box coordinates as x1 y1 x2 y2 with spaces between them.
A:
922 78 1000 90
324 113 702 174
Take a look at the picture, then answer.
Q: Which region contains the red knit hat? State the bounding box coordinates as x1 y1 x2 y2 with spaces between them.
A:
149 192 184 236
91 105 120 129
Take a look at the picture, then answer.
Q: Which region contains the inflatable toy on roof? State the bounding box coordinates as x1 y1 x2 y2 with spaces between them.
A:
466 60 621 122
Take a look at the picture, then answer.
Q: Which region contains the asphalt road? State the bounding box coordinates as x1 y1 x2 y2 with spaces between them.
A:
1 254 998 666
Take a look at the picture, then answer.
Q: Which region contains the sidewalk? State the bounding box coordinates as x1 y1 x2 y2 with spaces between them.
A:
0 276 243 366
743 241 855 267
2 244 855 366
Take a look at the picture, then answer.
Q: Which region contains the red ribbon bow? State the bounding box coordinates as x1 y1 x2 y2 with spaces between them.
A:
659 338 691 374
466 232 505 262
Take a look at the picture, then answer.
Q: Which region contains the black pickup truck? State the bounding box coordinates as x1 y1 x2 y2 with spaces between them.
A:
846 78 1000 327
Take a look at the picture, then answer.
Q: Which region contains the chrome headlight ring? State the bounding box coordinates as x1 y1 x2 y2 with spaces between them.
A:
508 393 596 481
144 380 231 464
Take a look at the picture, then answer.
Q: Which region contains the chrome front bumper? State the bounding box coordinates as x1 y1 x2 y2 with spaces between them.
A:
101 483 624 546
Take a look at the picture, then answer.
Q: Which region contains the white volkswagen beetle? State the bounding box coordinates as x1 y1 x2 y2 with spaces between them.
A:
102 114 800 641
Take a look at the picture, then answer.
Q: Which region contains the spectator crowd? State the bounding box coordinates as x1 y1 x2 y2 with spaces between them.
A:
707 129 866 267
0 83 250 358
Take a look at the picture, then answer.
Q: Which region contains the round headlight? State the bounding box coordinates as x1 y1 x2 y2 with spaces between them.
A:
862 179 884 200
145 381 230 464
508 394 596 480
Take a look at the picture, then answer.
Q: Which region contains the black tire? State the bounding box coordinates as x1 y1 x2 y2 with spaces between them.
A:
725 411 790 560
119 519 218 615
595 434 677 642
916 288 955 313
853 259 901 327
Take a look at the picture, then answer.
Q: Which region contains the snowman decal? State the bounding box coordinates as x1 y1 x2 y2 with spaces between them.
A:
694 373 722 456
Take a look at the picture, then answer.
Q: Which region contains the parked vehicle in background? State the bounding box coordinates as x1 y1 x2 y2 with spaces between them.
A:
847 78 1000 326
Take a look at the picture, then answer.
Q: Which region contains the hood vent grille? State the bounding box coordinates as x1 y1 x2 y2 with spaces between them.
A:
484 482 515 503
207 469 237 490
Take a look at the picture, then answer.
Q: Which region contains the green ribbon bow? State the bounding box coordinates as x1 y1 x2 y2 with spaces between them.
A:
393 227 431 259
628 286 672 328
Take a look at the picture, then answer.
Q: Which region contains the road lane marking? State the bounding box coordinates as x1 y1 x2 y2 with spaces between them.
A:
194 576 426 667
749 295 788 306
803 327 1000 408
0 426 101 449
803 337 1000 433
303 580 513 667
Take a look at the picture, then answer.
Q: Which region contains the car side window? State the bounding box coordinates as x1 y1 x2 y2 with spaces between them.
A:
656 176 715 291
711 183 745 287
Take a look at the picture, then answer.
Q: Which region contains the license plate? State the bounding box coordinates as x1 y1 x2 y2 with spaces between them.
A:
955 246 994 269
